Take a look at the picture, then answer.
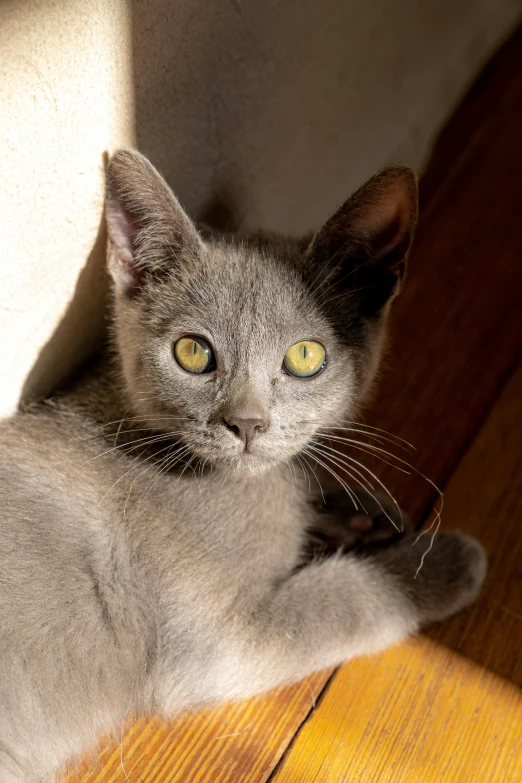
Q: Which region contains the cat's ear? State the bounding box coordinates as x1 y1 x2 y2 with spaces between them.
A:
306 166 418 315
105 149 202 295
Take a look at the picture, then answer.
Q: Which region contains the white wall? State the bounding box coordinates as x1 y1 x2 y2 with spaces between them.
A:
0 0 520 414
0 0 135 412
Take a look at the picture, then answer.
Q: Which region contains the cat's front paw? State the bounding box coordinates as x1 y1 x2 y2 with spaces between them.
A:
309 487 411 556
378 530 487 625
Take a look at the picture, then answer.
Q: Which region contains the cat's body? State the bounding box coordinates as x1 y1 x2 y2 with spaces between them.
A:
0 151 486 782
0 375 308 779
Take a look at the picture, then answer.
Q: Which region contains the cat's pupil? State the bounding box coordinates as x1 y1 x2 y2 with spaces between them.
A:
192 341 197 355
303 345 307 359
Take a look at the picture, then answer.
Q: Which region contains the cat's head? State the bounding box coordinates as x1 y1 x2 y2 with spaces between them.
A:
105 150 417 474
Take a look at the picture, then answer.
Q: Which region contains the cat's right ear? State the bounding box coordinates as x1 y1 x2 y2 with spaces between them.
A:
105 149 202 296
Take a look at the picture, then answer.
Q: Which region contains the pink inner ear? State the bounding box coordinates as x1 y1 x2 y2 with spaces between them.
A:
106 199 138 257
106 197 143 293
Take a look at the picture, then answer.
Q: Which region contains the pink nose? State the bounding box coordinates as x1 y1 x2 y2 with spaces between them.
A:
223 416 268 447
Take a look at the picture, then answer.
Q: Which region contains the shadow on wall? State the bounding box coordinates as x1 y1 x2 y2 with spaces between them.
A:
130 0 393 235
130 0 519 236
21 212 109 403
19 0 521 404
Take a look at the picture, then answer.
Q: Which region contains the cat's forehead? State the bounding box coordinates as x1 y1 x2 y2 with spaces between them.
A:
145 240 331 343
203 241 305 314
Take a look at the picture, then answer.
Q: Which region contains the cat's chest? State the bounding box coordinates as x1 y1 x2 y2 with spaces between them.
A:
134 468 310 708
133 466 308 585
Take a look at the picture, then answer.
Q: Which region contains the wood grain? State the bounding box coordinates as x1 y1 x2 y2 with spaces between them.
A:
427 362 522 683
64 673 332 783
270 363 522 783
270 637 522 783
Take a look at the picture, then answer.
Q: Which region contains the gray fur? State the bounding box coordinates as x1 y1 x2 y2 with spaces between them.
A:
0 150 486 782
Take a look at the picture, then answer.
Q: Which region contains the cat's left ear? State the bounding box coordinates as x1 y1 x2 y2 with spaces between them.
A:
306 166 418 315
105 149 202 296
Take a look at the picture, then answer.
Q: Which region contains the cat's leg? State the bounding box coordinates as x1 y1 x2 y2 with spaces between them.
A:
307 486 412 557
243 531 486 692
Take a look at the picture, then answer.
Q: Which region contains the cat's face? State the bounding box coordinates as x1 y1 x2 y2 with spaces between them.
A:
112 241 358 473
106 150 417 474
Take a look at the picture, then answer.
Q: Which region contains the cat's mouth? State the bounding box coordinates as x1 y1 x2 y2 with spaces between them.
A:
155 420 302 474
218 444 274 473
189 436 281 474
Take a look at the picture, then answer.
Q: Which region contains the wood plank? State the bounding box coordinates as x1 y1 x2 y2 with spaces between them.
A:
426 361 522 682
271 637 521 783
270 361 522 783
64 673 331 783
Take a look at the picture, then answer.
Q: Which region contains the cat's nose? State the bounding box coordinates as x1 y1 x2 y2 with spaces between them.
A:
223 416 268 448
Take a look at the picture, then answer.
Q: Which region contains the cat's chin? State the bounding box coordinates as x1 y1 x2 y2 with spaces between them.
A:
222 452 275 475
200 449 282 476
236 451 273 474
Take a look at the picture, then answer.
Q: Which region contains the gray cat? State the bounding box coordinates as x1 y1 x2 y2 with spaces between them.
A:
0 150 486 783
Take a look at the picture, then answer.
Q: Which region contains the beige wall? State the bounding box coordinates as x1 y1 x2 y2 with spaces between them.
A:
1 0 520 415
132 0 521 233
0 0 135 413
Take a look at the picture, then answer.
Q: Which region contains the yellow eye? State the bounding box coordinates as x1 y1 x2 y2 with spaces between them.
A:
174 336 215 374
283 340 326 378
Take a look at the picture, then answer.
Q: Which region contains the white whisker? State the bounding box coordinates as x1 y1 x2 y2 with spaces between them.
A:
299 452 326 504
302 448 360 510
295 455 311 496
309 441 402 531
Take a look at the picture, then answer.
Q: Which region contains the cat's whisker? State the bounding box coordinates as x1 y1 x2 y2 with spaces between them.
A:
295 455 311 496
221 466 233 489
313 438 406 523
113 417 125 447
286 459 297 500
316 434 411 475
323 419 417 451
306 445 374 517
319 427 387 448
88 427 180 443
113 434 188 467
318 282 387 308
181 454 209 509
299 451 326 504
309 441 402 531
413 511 443 579
310 440 376 492
318 432 444 537
98 437 189 506
98 455 153 506
309 445 405 535
149 447 190 486
319 425 411 452
86 431 187 465
130 447 177 501
135 445 192 512
177 452 199 482
336 421 416 450
302 448 361 511
84 415 193 436
295 419 412 452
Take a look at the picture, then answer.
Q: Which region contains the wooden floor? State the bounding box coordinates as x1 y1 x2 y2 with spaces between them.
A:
66 26 522 783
